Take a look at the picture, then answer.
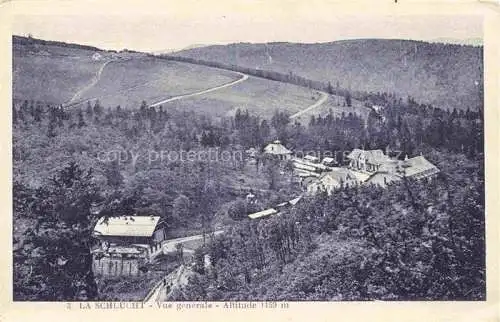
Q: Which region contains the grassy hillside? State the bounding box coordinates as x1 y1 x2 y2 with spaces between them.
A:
14 35 358 119
175 39 483 111
13 36 105 104
13 36 238 109
76 57 239 109
165 76 364 120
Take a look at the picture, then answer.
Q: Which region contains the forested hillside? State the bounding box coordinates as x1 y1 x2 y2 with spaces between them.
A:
175 39 483 111
12 37 484 301
176 156 484 300
12 82 484 300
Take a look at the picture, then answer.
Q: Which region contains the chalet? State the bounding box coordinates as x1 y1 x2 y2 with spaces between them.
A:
263 140 292 160
347 149 390 173
93 215 166 258
91 215 167 278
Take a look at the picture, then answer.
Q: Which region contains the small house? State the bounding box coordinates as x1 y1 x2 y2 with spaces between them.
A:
263 140 292 160
93 215 166 258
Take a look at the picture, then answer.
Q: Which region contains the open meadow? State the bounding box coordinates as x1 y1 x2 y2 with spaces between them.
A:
13 43 103 104
167 76 326 120
76 57 240 109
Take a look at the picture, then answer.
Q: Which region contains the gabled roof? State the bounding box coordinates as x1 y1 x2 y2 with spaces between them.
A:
248 208 278 219
403 156 440 178
263 140 292 155
347 149 389 165
93 215 162 237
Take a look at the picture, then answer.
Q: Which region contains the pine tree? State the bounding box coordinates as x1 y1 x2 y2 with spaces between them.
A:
13 163 102 300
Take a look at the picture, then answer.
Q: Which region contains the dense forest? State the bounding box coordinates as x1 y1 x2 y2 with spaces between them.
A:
176 159 484 300
163 81 485 301
12 53 484 300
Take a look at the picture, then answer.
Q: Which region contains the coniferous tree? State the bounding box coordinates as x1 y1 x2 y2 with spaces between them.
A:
14 163 102 300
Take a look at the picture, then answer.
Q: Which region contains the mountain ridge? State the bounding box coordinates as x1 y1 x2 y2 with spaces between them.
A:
174 39 483 111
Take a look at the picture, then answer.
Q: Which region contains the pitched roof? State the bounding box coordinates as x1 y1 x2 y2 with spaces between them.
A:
347 149 389 165
93 215 161 237
263 140 292 155
403 156 440 178
248 208 278 219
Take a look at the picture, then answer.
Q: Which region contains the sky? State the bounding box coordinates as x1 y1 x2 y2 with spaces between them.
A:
11 1 483 52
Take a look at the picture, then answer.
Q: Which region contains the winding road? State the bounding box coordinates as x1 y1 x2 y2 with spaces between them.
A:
149 72 248 107
290 91 329 119
63 59 327 119
64 59 116 106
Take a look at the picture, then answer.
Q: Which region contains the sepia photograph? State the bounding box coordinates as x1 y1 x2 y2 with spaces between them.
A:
8 1 490 308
